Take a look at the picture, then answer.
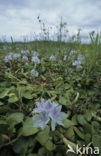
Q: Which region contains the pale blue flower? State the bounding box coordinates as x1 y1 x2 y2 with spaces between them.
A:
4 54 12 62
70 50 77 55
32 99 57 114
50 55 56 61
32 51 39 57
45 99 53 111
32 99 67 131
72 59 82 68
13 53 21 59
22 56 28 61
31 69 39 77
32 111 50 130
21 50 25 54
72 54 85 68
9 52 13 56
49 105 67 131
64 55 67 61
78 54 84 60
49 105 62 120
64 48 66 53
3 45 7 51
31 56 40 64
78 54 85 64
25 50 30 54
32 98 46 113
21 50 30 54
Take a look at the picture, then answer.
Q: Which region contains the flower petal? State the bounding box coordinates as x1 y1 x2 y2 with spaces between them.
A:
51 120 56 131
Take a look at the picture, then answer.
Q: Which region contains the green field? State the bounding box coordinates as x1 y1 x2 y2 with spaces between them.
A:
0 34 101 155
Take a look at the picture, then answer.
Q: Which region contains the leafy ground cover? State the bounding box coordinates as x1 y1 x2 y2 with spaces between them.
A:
0 35 101 156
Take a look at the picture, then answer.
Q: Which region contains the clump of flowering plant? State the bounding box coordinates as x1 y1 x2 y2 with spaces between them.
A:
32 98 67 131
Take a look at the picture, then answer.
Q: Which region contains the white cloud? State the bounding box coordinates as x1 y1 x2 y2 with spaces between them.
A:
0 0 101 41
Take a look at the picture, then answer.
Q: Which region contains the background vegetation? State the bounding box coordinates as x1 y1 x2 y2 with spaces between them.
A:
0 22 101 156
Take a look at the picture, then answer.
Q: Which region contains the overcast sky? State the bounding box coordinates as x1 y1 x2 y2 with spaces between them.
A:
0 0 101 41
